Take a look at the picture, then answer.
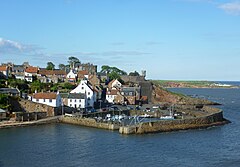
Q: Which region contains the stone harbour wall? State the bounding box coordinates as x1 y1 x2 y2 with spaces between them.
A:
60 116 120 130
120 107 228 134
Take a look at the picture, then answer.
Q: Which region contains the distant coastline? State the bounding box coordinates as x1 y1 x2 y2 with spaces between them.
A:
152 80 240 89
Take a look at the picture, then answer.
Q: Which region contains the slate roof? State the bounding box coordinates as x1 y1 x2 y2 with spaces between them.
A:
68 93 85 99
0 88 20 95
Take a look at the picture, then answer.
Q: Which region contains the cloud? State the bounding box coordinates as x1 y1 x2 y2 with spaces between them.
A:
218 1 240 15
0 37 41 54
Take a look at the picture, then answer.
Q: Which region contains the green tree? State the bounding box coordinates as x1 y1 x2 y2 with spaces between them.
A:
68 57 80 68
129 71 140 76
58 64 66 71
30 81 44 93
46 62 55 70
0 94 10 109
100 65 127 75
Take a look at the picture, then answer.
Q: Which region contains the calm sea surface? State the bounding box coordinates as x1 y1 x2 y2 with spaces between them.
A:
1 88 240 167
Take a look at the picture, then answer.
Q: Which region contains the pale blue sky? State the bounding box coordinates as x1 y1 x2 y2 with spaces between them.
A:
0 0 240 80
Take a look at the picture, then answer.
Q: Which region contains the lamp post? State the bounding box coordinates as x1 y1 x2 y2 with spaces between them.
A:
99 100 102 112
61 98 64 116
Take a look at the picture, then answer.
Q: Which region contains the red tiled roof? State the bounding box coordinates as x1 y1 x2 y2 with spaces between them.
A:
107 89 118 95
78 70 88 75
39 70 66 76
33 92 57 99
25 66 38 73
108 79 116 88
0 66 7 71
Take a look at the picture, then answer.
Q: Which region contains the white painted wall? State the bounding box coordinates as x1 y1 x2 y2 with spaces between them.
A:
70 80 96 107
31 94 62 107
106 95 116 103
67 98 85 109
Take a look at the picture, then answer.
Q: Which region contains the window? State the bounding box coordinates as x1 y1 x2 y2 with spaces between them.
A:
70 99 72 102
36 99 39 102
88 97 90 100
79 99 81 102
88 92 90 95
82 87 84 90
75 99 76 102
70 104 72 107
43 99 45 102
129 92 133 96
49 99 52 103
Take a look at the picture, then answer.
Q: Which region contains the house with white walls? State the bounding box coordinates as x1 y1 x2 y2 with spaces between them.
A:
70 79 96 108
108 79 122 90
0 65 10 79
106 89 119 103
66 69 77 82
24 66 39 82
67 93 85 109
31 92 62 107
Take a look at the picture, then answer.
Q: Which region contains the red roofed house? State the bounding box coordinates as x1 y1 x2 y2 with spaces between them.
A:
31 92 62 107
77 70 89 81
107 79 122 90
0 65 9 79
25 66 39 82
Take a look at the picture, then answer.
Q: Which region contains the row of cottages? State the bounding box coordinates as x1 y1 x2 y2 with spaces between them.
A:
30 92 62 107
38 69 66 83
106 79 143 105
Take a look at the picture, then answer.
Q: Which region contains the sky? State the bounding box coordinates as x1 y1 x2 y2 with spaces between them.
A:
0 0 240 81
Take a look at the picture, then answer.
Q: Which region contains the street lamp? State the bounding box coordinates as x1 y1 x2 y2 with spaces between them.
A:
99 100 102 112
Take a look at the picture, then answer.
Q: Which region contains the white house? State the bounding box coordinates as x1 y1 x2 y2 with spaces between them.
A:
106 89 119 103
70 79 96 108
66 69 77 82
108 79 122 90
24 66 38 82
67 93 85 109
31 92 62 107
0 66 9 79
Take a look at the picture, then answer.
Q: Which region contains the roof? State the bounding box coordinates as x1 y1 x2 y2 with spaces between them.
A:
25 66 38 73
122 87 141 92
0 88 20 94
12 65 25 72
68 93 85 99
33 92 57 99
78 70 88 75
108 79 116 86
39 69 66 76
0 66 7 71
0 108 6 113
107 89 119 95
59 93 69 98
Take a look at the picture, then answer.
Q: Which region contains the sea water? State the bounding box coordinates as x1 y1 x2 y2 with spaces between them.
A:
0 88 240 167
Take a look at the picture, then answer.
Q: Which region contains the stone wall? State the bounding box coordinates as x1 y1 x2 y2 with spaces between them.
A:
10 99 62 117
120 108 228 134
13 112 47 122
140 111 223 133
61 116 119 130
